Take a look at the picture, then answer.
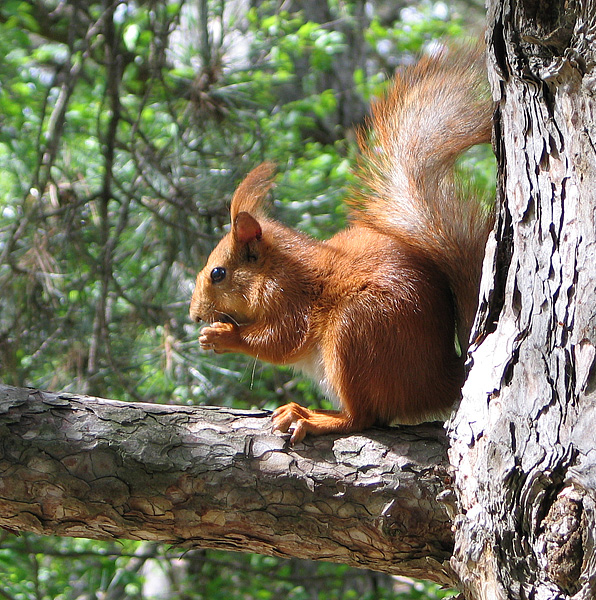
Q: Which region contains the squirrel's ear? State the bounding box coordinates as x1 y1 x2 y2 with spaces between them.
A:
233 211 262 244
230 162 276 222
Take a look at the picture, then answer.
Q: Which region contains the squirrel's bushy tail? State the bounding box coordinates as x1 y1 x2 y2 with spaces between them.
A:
350 45 493 348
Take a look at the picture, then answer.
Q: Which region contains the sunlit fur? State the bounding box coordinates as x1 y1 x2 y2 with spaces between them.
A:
189 47 493 443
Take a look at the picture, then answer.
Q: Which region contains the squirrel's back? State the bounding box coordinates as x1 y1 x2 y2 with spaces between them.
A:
349 46 493 347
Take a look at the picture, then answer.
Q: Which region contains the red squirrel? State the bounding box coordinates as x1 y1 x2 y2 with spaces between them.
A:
189 47 493 444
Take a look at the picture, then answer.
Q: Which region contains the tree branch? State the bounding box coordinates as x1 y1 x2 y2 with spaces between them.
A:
0 384 455 585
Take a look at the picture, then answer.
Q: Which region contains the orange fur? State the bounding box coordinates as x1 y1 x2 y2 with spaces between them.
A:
189 47 493 444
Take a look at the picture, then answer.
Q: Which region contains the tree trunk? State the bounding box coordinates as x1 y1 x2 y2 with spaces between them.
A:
450 1 596 598
0 384 455 586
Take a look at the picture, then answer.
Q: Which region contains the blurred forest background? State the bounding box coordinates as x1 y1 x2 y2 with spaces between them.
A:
0 0 493 598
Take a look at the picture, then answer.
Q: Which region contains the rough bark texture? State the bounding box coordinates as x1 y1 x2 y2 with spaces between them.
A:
0 384 455 586
449 1 596 599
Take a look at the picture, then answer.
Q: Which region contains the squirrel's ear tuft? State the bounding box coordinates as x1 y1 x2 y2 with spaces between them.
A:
230 162 276 222
233 211 262 244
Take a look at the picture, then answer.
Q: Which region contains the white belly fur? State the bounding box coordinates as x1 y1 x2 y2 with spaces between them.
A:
292 348 340 408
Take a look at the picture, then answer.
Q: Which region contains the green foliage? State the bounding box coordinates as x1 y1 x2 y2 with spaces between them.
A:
0 535 459 600
0 0 492 598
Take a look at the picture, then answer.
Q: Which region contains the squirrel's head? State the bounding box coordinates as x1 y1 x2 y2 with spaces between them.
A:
189 163 276 326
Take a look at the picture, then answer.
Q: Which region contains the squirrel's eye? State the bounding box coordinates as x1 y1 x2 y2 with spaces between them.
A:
210 267 227 284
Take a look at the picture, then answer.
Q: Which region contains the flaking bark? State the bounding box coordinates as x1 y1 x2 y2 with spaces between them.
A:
450 1 596 598
0 383 455 586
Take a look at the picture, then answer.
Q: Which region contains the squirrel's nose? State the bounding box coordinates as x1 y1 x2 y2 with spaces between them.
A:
189 304 203 323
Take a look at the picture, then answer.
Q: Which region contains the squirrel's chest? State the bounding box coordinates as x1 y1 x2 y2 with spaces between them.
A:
292 348 340 408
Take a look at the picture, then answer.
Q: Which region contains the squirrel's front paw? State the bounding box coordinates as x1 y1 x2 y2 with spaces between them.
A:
199 322 238 354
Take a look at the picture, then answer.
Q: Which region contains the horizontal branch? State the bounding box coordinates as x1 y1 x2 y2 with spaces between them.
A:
0 384 455 585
